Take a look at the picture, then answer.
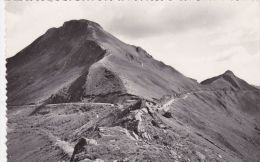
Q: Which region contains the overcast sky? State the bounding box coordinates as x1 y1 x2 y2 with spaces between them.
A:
5 1 260 85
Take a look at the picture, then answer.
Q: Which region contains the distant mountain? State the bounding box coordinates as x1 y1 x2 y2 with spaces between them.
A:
7 19 199 106
201 70 257 91
253 85 260 89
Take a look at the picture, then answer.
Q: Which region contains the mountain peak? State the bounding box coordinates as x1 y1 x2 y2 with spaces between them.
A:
7 19 199 105
62 19 102 29
41 19 103 39
201 70 257 91
223 70 235 76
57 19 103 37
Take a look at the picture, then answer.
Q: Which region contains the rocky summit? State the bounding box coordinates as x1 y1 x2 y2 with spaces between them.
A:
6 20 260 162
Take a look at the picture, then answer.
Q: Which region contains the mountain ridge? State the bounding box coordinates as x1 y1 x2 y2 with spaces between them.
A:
201 70 257 91
7 19 200 105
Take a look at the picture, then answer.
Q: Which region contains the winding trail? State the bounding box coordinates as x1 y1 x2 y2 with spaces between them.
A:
161 94 189 112
159 89 255 112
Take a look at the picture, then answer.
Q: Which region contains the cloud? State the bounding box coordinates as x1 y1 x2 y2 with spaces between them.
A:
5 1 28 14
105 2 240 39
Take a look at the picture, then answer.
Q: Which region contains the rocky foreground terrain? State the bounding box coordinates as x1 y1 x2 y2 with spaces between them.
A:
6 20 260 162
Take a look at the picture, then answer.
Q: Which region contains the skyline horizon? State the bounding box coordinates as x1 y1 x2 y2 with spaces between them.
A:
6 19 260 86
5 1 260 85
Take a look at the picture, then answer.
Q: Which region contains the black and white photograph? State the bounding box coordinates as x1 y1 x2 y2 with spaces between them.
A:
3 0 260 162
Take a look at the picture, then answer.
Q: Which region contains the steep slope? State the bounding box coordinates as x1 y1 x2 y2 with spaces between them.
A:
158 71 260 162
7 19 199 106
